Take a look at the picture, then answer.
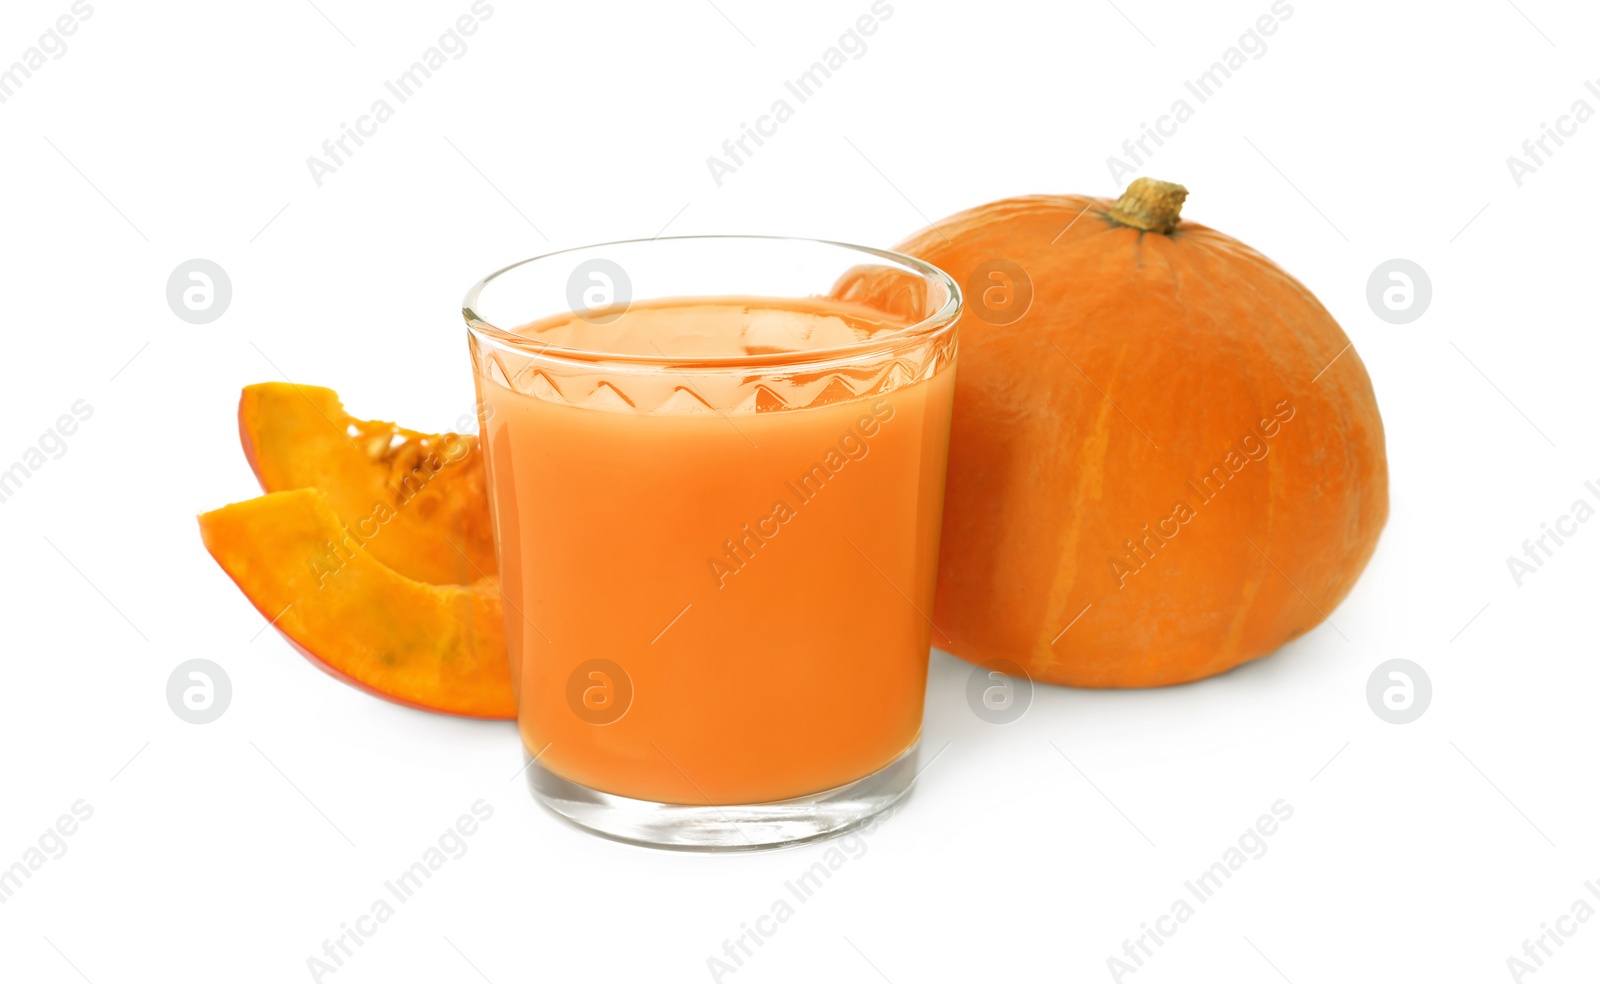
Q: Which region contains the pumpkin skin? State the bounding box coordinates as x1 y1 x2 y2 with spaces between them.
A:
199 489 513 718
239 383 495 585
895 181 1388 687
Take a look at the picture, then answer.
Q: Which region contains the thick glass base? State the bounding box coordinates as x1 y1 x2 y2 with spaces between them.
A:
527 741 920 852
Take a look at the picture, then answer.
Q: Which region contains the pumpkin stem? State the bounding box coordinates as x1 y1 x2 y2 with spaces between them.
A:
1107 178 1189 234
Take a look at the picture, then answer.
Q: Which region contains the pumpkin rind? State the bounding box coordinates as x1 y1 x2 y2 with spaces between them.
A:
897 189 1388 687
199 489 514 718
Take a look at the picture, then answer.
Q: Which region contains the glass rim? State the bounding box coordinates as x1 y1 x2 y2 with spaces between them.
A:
461 234 962 371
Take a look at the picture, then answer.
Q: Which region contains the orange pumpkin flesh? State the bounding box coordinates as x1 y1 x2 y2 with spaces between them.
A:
895 178 1388 687
239 383 495 585
199 489 514 718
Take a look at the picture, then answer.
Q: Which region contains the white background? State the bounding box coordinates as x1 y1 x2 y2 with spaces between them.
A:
2 0 1597 981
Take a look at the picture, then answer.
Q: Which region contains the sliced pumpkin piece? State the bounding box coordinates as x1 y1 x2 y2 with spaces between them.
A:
199 489 513 718
238 383 495 585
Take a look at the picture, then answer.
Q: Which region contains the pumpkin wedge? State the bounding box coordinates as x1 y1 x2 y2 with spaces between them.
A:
238 383 496 585
199 488 514 718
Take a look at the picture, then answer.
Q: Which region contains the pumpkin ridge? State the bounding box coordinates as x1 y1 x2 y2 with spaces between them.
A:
1156 242 1187 311
1032 352 1121 671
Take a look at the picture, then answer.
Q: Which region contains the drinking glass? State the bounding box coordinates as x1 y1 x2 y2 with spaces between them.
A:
462 236 959 850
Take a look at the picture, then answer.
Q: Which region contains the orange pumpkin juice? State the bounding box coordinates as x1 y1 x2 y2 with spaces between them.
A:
475 296 955 804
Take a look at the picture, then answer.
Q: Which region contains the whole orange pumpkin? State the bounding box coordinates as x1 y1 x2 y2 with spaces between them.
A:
897 178 1387 687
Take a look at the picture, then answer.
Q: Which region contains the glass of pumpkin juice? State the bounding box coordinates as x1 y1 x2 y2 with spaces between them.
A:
462 237 960 850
